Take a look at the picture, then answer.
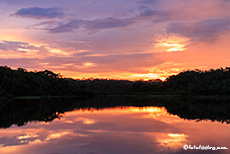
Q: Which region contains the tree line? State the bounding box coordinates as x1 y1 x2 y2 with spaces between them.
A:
0 66 230 97
164 67 230 95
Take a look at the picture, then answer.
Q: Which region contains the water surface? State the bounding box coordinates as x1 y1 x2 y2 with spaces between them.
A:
0 98 229 154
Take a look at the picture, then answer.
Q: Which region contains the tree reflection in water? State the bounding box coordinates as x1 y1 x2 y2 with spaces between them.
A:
0 97 229 128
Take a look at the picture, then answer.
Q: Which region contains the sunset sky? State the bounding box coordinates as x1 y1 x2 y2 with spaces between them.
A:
0 0 230 80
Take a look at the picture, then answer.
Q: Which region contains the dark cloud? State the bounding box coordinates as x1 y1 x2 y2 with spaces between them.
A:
83 17 133 30
140 10 157 16
12 7 64 19
49 17 134 33
139 9 172 22
167 18 230 42
45 9 172 33
49 19 81 33
139 0 158 5
138 0 159 15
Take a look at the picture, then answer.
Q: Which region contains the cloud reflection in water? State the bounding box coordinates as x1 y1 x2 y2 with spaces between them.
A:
0 106 229 154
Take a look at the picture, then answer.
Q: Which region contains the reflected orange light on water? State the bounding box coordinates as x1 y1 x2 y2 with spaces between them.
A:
46 132 72 141
70 106 169 114
155 133 188 151
0 106 229 154
17 134 39 140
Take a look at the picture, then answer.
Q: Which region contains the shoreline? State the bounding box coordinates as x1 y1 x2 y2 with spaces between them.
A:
1 94 230 100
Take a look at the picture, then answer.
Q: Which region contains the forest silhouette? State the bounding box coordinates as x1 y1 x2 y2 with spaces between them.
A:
1 66 230 97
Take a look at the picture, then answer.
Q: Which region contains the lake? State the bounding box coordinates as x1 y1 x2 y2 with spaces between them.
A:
0 97 229 154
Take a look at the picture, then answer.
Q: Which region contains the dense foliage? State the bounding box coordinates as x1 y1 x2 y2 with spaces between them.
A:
164 67 230 95
0 66 74 97
0 66 230 97
0 66 161 97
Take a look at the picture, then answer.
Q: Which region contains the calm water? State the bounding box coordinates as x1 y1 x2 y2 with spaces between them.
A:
0 98 229 154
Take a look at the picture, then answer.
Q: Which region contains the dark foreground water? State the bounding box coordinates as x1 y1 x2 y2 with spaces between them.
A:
0 97 229 154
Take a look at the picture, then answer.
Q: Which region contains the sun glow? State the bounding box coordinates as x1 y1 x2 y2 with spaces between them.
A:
158 42 186 52
82 62 96 68
155 34 190 52
132 73 159 79
48 48 70 56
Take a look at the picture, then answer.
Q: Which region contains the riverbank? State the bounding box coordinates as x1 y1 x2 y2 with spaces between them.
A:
1 94 230 100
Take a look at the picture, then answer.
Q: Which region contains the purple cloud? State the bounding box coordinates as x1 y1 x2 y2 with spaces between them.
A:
0 58 41 69
13 7 64 19
0 41 48 53
44 9 172 34
167 18 230 42
140 10 157 16
140 0 159 5
49 17 134 33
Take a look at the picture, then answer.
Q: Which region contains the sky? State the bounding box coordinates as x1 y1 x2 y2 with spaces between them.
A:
0 0 230 80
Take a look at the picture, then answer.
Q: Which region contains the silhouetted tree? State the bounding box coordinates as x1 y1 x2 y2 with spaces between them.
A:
0 66 230 97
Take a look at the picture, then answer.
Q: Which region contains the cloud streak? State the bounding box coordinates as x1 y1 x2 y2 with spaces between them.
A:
0 40 47 53
12 7 64 19
167 18 230 42
48 17 134 33
41 9 176 33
